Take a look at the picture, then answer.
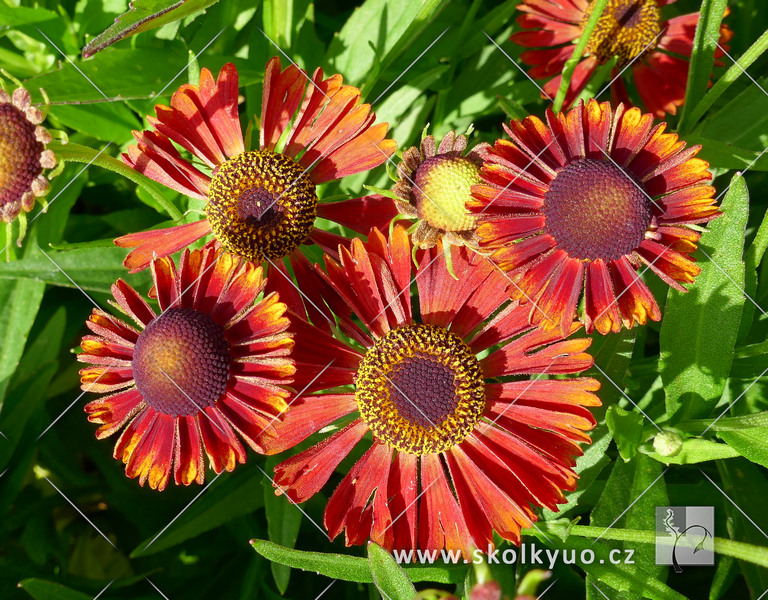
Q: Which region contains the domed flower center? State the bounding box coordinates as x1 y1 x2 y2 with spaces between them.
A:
355 324 486 455
206 150 318 261
413 154 480 233
582 0 661 67
132 308 232 417
0 103 44 209
543 158 652 261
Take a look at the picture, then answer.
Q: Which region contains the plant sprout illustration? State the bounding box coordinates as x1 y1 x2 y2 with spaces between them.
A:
663 509 713 573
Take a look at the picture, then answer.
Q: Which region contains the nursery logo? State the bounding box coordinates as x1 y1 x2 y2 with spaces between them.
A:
655 507 714 572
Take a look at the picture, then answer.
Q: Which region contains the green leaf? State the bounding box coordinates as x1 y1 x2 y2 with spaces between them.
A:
328 0 444 90
368 542 417 600
606 406 645 462
0 247 141 294
49 102 139 144
679 410 768 433
682 29 768 132
0 5 59 28
553 536 686 600
132 470 265 557
678 0 728 131
0 361 58 475
375 65 448 131
497 94 527 121
82 0 221 58
250 539 463 584
546 329 635 519
18 579 93 600
683 135 768 172
588 453 669 598
263 459 302 594
251 539 373 584
28 47 189 105
717 460 768 595
719 427 768 469
730 339 768 379
553 0 608 112
660 173 749 420
644 438 740 465
689 77 768 164
740 180 768 339
262 0 294 50
0 277 46 411
710 554 740 600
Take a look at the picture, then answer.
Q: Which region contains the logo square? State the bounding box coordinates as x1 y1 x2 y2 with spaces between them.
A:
655 506 715 571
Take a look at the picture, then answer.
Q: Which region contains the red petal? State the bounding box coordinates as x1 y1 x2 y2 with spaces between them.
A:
115 220 212 274
260 58 307 152
419 453 475 558
198 408 246 473
175 415 205 485
311 123 396 183
84 388 144 438
150 255 179 312
273 419 368 503
583 259 623 334
387 452 418 553
324 442 393 546
123 132 210 200
609 257 661 328
112 279 156 327
316 195 398 235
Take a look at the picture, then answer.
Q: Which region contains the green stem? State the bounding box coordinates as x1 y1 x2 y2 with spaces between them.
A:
532 524 768 569
678 410 768 433
48 140 182 220
553 0 608 113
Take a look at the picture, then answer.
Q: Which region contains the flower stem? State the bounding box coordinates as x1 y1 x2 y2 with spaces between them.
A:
553 0 608 113
48 140 183 220
532 523 768 569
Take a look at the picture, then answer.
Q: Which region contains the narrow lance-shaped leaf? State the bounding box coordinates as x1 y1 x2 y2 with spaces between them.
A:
678 0 729 131
263 458 302 594
368 542 417 600
682 29 768 133
250 539 465 584
82 0 221 58
586 453 669 598
18 579 94 600
545 329 636 519
660 173 749 420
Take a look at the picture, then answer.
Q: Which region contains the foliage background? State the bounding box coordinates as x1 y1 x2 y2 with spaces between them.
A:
0 0 767 598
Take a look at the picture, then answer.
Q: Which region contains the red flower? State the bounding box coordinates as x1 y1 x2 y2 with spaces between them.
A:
511 0 732 117
78 242 295 490
116 59 397 273
469 99 719 335
263 226 600 556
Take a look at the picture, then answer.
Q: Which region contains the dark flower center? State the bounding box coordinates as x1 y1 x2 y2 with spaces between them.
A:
413 154 480 233
355 324 486 455
543 158 652 261
0 103 44 209
582 0 662 67
206 150 317 261
132 308 232 417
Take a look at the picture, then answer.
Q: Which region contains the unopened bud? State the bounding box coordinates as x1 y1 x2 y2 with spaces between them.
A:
653 430 683 457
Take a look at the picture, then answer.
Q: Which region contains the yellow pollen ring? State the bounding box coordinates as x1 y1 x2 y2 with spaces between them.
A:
206 150 318 261
354 324 486 455
582 0 662 67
